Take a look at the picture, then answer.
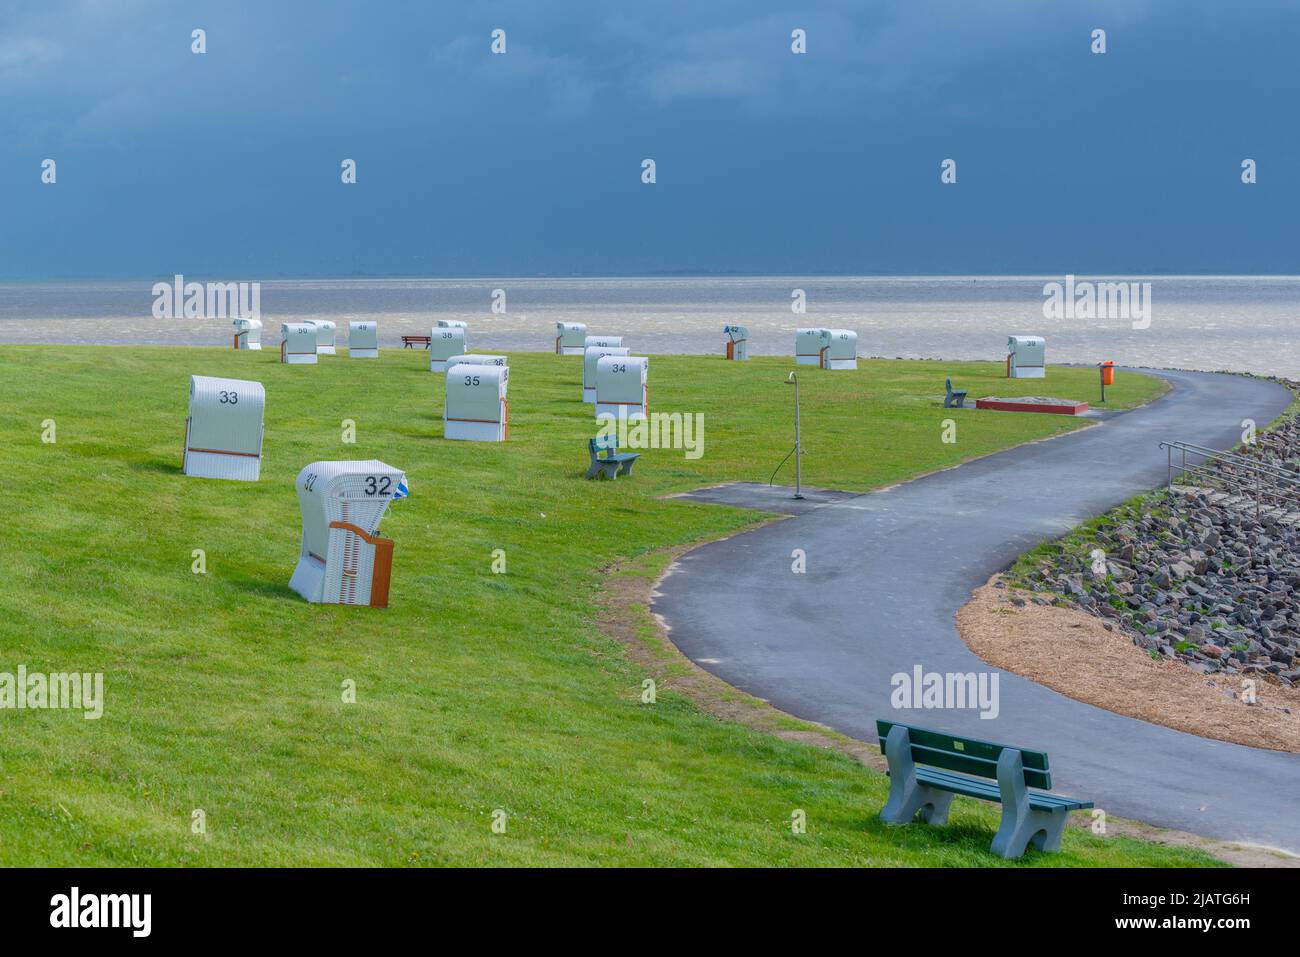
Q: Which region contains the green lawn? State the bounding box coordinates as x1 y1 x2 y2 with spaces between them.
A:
0 345 1209 866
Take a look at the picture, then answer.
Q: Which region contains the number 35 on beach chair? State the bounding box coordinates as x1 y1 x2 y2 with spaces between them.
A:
444 363 509 442
288 461 409 608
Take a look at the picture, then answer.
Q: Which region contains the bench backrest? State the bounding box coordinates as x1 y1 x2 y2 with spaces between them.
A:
945 378 953 392
876 720 1052 790
591 435 618 454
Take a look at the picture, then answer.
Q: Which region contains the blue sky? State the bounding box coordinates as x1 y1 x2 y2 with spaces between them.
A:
2 0 1297 277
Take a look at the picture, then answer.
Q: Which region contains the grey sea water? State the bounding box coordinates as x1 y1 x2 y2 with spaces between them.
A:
1 276 1297 378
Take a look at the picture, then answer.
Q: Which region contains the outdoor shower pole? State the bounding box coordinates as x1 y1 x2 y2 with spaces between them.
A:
787 371 803 499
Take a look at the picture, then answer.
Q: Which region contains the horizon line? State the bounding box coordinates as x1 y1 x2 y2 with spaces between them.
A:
3 272 1300 284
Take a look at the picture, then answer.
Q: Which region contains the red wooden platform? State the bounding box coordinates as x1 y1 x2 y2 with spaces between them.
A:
975 398 1089 415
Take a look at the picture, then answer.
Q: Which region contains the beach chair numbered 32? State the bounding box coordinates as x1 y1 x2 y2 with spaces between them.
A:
429 327 467 372
288 461 409 608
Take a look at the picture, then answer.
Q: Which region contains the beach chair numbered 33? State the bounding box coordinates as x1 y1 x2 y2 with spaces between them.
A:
183 375 265 481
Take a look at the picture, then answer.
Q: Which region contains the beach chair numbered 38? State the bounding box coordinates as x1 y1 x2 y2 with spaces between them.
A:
429 327 467 372
1007 335 1046 379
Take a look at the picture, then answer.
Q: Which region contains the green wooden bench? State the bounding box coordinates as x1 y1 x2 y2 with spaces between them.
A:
876 719 1091 858
586 435 639 480
943 377 968 409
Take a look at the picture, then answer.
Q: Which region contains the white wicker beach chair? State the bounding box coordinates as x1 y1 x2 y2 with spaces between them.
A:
288 461 409 607
183 375 265 481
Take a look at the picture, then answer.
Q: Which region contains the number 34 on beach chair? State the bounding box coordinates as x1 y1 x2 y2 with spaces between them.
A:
594 355 648 421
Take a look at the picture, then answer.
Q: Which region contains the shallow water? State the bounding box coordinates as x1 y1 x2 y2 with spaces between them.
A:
1 276 1297 377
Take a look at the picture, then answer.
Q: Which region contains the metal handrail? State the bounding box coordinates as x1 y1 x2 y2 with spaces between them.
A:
1159 440 1300 486
1166 463 1275 519
1161 440 1300 519
1158 441 1300 489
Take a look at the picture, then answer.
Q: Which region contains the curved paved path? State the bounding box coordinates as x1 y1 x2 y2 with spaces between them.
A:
654 369 1300 853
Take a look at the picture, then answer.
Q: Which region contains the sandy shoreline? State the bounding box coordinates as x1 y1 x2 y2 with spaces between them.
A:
0 313 1287 378
5 275 1300 375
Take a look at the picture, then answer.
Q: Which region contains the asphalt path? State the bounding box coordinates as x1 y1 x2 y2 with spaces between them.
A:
653 369 1300 852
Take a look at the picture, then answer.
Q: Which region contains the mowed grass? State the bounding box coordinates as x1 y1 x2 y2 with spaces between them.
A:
0 345 1208 866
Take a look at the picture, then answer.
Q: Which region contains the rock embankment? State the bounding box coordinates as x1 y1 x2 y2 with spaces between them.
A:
1012 377 1300 690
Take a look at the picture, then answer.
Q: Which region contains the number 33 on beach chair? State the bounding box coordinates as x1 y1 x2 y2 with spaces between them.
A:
288 461 409 608
183 375 265 481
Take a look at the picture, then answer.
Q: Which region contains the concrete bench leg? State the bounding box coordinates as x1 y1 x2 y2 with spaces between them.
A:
990 805 1069 859
989 748 1068 858
879 725 954 826
881 776 954 826
617 459 635 477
